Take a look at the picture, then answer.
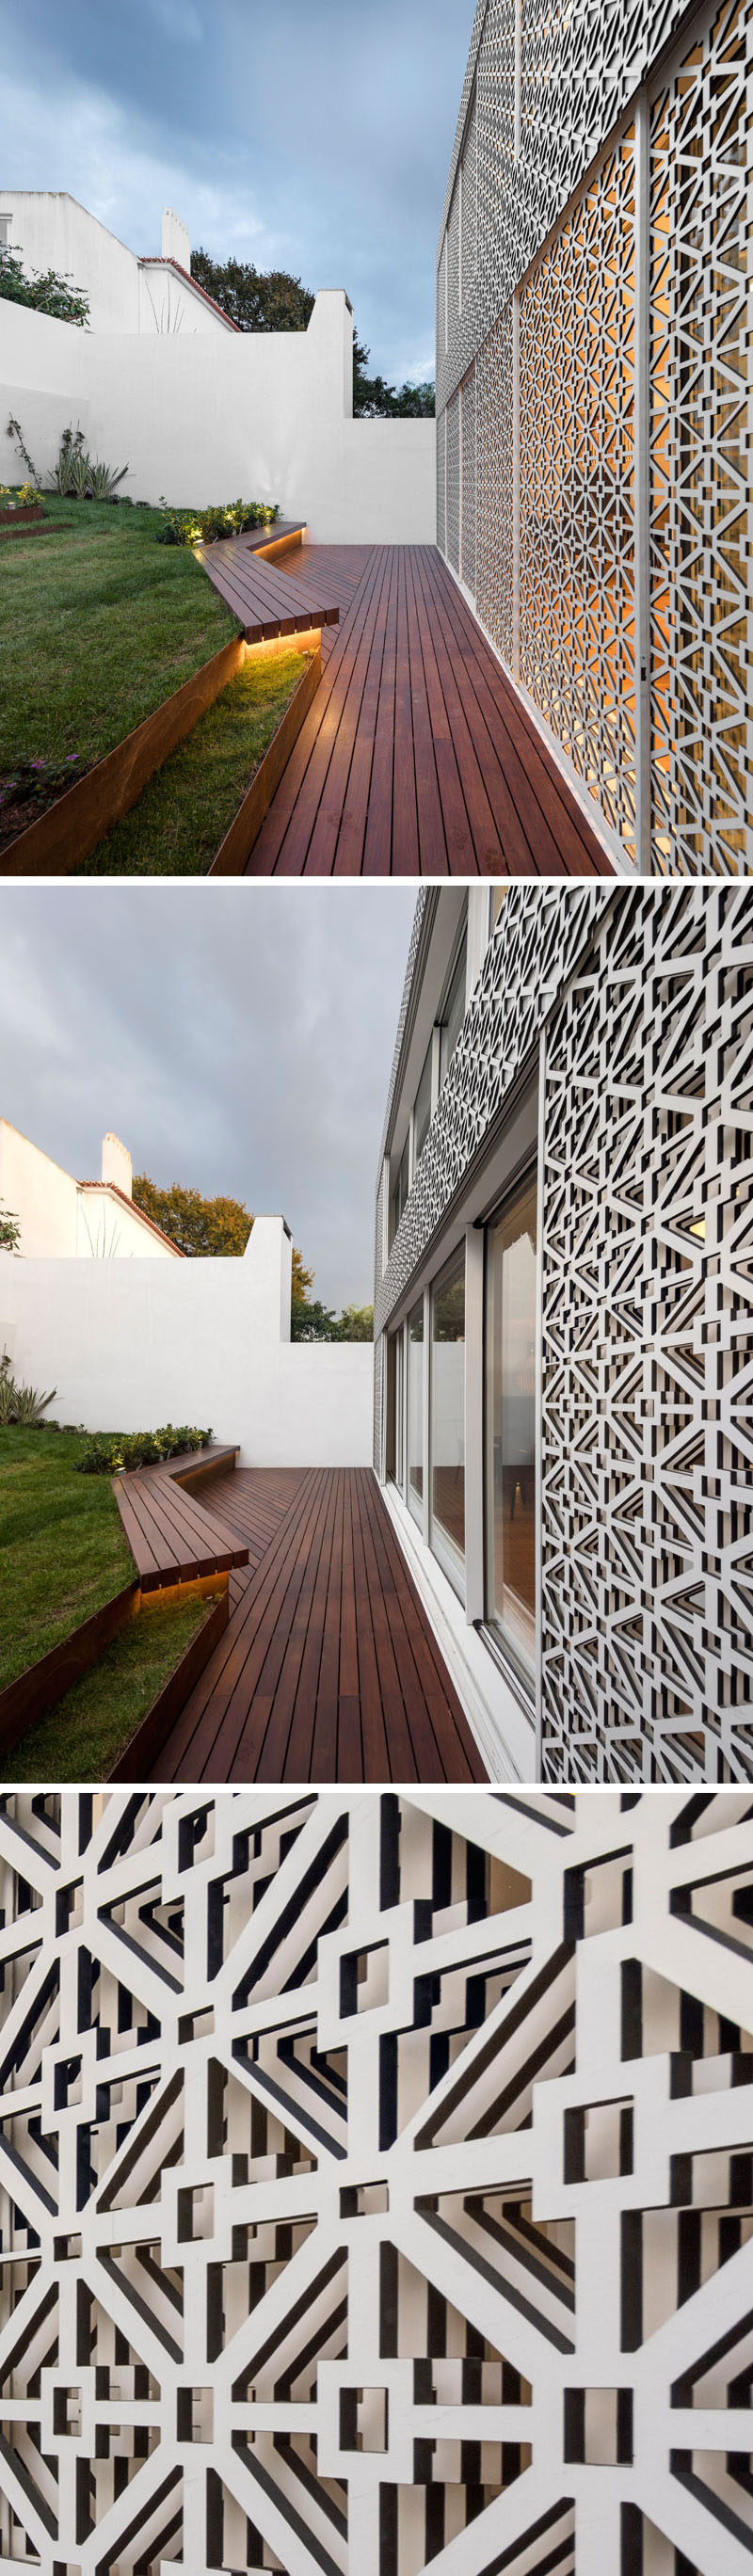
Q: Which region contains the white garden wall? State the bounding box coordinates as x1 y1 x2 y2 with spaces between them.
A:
0 291 436 541
0 1218 373 1467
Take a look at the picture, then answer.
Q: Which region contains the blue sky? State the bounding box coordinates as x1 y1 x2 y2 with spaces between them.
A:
0 886 416 1309
0 0 472 382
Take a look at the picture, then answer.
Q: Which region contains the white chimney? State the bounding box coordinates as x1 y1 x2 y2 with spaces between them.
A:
162 207 191 268
101 1133 132 1198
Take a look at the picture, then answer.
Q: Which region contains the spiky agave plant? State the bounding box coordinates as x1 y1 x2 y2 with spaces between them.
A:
88 457 129 501
8 1380 57 1426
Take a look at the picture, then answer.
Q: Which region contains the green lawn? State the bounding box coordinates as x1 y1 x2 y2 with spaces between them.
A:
0 490 236 776
0 1428 135 1689
85 645 306 875
0 1592 213 1783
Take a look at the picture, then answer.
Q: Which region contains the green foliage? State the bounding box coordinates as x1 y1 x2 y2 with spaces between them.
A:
16 482 42 509
154 495 279 547
0 1365 56 1425
7 414 40 484
132 1174 253 1256
337 1304 374 1342
75 1425 213 1476
190 250 434 416
0 1428 135 1695
0 247 90 327
291 1299 373 1343
51 425 129 501
0 1207 20 1251
191 250 314 334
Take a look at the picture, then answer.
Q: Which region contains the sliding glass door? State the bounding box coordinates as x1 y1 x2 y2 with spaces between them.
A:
430 1246 466 1596
485 1171 537 1678
407 1299 424 1526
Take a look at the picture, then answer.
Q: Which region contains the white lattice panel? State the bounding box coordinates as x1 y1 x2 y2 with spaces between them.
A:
447 391 461 576
518 133 638 862
461 366 477 594
376 886 753 1777
649 0 753 875
476 300 516 668
2 1788 753 2574
437 407 446 557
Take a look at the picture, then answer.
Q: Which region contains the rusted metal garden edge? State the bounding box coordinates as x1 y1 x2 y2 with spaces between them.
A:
0 1578 140 1761
1 633 246 877
209 644 322 873
107 1585 230 1783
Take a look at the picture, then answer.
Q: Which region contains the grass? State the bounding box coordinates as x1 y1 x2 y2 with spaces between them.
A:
0 489 237 775
0 1592 214 1783
84 645 307 875
0 1428 135 1690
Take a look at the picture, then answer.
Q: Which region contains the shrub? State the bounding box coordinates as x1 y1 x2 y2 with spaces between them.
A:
0 1365 57 1426
17 481 42 508
75 1425 213 1475
154 495 280 547
0 247 90 328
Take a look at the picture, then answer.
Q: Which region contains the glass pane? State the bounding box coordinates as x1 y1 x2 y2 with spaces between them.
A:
439 934 467 1086
485 1173 537 1677
431 1248 465 1596
407 1300 424 1527
394 1331 404 1487
413 1038 433 1166
398 1133 409 1216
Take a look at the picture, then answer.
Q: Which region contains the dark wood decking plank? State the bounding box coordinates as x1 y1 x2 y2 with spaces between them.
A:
301 549 395 876
360 548 400 876
404 545 450 874
246 549 385 872
150 1467 489 1784
425 550 612 878
403 545 481 872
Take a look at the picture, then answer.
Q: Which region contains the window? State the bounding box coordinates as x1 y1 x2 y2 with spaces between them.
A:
389 1134 409 1252
412 1037 433 1167
430 1246 465 1596
407 1300 424 1528
439 932 467 1087
485 1170 537 1680
0 217 12 248
387 1329 404 1489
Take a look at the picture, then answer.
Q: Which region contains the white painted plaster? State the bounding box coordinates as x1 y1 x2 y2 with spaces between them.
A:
0 1218 372 1465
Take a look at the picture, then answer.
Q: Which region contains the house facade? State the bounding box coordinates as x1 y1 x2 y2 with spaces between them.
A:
0 196 237 336
435 0 752 876
0 1122 181 1259
0 1785 749 2576
374 883 752 1785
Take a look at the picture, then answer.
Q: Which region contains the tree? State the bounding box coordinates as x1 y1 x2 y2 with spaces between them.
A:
191 250 314 335
132 1175 313 1307
191 251 434 419
0 248 89 328
292 1247 314 1304
291 1297 341 1343
338 1304 374 1341
0 1205 20 1252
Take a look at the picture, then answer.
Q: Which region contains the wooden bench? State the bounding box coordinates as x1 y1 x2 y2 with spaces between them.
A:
197 527 341 647
114 1444 249 1593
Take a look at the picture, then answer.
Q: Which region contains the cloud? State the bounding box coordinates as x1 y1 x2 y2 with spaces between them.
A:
0 887 416 1310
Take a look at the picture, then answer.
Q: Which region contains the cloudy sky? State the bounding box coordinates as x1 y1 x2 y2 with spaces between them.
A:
0 885 416 1308
1 0 472 383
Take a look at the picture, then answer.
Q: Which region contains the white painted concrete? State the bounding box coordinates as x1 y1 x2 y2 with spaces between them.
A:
0 1218 373 1466
0 291 436 539
0 1122 178 1260
0 192 233 337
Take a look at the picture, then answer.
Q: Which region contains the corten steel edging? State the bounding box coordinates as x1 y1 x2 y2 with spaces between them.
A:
107 1583 230 1784
0 505 43 528
0 1578 140 1760
208 644 323 874
0 633 246 876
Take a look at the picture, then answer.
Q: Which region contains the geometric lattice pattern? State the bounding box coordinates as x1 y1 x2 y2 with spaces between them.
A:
649 0 753 876
376 885 753 1776
518 133 638 861
3 1787 753 2575
436 0 753 873
460 366 476 594
540 884 753 1777
447 391 460 577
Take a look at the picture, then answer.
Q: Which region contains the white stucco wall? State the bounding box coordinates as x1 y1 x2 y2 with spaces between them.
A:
0 193 231 338
0 1123 178 1260
0 292 436 540
0 1219 373 1467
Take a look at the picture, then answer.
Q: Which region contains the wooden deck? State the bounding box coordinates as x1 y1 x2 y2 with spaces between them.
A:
115 1446 249 1593
197 530 341 647
149 1465 488 1784
243 543 613 876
